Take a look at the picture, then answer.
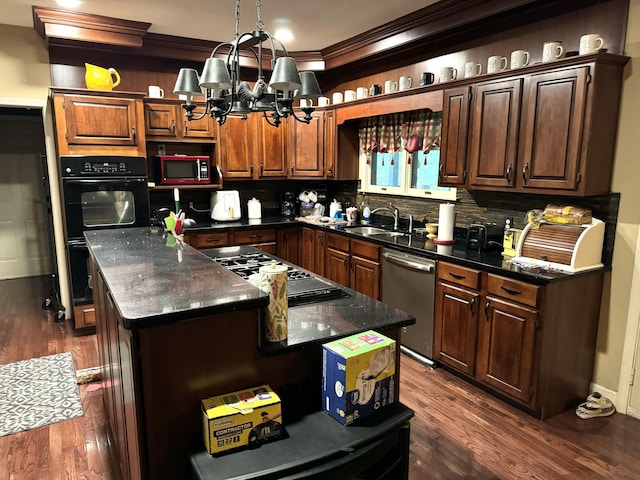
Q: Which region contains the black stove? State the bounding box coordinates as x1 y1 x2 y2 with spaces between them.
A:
211 252 348 306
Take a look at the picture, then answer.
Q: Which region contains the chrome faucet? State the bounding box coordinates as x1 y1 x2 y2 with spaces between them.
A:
371 203 400 230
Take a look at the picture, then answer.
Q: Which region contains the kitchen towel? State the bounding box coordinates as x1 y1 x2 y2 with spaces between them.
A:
438 203 456 241
259 264 288 342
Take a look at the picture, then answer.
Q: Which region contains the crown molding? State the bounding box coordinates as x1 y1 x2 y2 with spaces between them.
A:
33 0 607 71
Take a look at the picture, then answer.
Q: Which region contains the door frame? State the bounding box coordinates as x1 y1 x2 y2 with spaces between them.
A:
618 222 640 417
0 96 71 319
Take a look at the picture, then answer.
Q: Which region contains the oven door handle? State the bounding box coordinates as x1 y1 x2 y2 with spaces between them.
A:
382 252 435 273
63 178 147 186
68 239 87 249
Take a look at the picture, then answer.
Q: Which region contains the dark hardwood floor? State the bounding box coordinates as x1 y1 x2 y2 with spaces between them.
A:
1 275 639 479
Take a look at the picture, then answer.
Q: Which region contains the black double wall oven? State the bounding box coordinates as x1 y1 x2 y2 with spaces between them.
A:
61 156 150 311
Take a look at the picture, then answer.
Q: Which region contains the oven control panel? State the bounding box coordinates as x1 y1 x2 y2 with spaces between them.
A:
61 155 148 177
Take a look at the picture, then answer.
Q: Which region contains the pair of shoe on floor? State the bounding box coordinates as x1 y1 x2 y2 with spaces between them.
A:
575 392 616 419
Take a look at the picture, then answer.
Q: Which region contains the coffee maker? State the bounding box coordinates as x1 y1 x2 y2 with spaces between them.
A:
281 192 296 220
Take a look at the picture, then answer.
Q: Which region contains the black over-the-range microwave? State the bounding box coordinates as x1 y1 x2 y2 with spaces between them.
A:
155 154 210 185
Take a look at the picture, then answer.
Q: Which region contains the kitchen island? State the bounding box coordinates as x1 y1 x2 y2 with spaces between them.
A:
86 227 415 480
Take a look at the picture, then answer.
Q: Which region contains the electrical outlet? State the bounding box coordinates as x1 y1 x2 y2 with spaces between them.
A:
158 144 166 155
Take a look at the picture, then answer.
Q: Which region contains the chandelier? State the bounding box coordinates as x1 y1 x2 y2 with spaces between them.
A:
173 0 322 127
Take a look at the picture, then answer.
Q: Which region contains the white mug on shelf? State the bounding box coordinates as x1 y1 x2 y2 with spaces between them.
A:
356 87 369 100
510 50 530 69
318 96 330 107
332 92 343 104
148 85 164 98
344 89 357 102
542 41 565 62
299 98 313 108
399 76 412 90
487 55 508 74
384 80 398 94
464 62 482 78
579 34 604 55
439 66 457 82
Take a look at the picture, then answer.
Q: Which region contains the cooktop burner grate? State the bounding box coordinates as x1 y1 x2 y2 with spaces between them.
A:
215 253 312 280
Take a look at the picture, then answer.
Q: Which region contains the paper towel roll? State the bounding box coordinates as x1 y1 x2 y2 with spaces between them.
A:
438 203 455 241
259 264 288 342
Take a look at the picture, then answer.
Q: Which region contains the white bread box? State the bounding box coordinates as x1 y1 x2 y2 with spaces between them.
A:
512 218 605 273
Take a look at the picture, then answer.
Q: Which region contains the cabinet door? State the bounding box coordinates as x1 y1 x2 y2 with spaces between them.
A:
181 104 216 139
468 79 522 188
219 116 255 178
519 67 588 191
55 94 144 155
477 297 538 404
289 111 324 178
314 230 326 277
439 86 471 186
144 102 178 138
324 110 336 179
256 116 288 178
351 255 380 300
434 281 480 375
300 227 315 272
277 227 301 265
325 247 350 288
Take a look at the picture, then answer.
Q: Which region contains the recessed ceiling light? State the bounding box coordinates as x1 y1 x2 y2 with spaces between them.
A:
56 0 82 9
274 29 293 43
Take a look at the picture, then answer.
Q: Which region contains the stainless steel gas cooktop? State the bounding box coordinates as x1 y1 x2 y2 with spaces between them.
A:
210 252 348 306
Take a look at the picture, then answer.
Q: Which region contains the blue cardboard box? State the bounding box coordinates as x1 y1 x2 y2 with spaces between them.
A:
322 330 396 425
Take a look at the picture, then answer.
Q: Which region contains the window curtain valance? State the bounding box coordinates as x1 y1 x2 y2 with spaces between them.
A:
358 110 442 158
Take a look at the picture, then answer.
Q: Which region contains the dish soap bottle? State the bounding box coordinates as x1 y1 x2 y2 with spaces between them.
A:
361 193 371 224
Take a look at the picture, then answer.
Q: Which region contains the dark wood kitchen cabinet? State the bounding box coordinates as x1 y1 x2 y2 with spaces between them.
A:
300 227 327 276
434 262 481 376
434 260 605 419
438 53 628 196
144 100 216 141
467 78 522 189
439 86 471 186
218 115 287 179
325 232 381 300
50 88 146 157
230 227 277 254
276 225 302 265
288 110 325 178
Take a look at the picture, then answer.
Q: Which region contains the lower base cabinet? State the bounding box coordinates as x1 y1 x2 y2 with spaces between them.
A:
325 232 381 300
73 303 96 331
434 260 604 419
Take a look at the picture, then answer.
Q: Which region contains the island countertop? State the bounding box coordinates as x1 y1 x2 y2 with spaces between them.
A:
85 227 415 353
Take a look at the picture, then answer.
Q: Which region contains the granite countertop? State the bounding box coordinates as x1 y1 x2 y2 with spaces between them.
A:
85 228 415 354
184 217 605 284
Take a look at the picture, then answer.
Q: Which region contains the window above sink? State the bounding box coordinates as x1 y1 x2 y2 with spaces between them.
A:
358 110 457 201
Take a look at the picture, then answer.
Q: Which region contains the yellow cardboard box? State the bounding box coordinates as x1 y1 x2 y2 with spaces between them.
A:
201 385 283 455
322 330 396 425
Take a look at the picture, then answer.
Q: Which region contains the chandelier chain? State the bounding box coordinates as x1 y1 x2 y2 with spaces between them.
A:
256 0 264 30
234 0 240 39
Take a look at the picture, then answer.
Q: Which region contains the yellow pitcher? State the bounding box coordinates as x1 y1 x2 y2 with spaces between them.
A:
84 63 121 91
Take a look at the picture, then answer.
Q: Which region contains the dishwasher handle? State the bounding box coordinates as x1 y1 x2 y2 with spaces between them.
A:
382 251 435 273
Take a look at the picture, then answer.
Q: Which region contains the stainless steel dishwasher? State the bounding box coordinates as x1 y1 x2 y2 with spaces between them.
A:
382 248 436 367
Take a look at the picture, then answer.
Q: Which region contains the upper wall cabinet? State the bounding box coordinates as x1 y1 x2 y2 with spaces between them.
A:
51 88 146 157
289 110 325 178
144 100 216 142
218 115 287 179
438 53 628 196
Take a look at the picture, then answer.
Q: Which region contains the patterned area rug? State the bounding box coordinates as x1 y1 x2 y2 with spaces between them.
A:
0 352 84 437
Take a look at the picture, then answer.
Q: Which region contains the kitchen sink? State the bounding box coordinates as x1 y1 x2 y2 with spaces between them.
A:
368 231 409 239
343 226 389 236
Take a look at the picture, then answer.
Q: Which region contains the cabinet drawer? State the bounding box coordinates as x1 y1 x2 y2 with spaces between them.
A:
193 232 230 248
487 274 541 308
350 238 380 262
326 233 350 253
232 228 277 245
437 262 481 290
